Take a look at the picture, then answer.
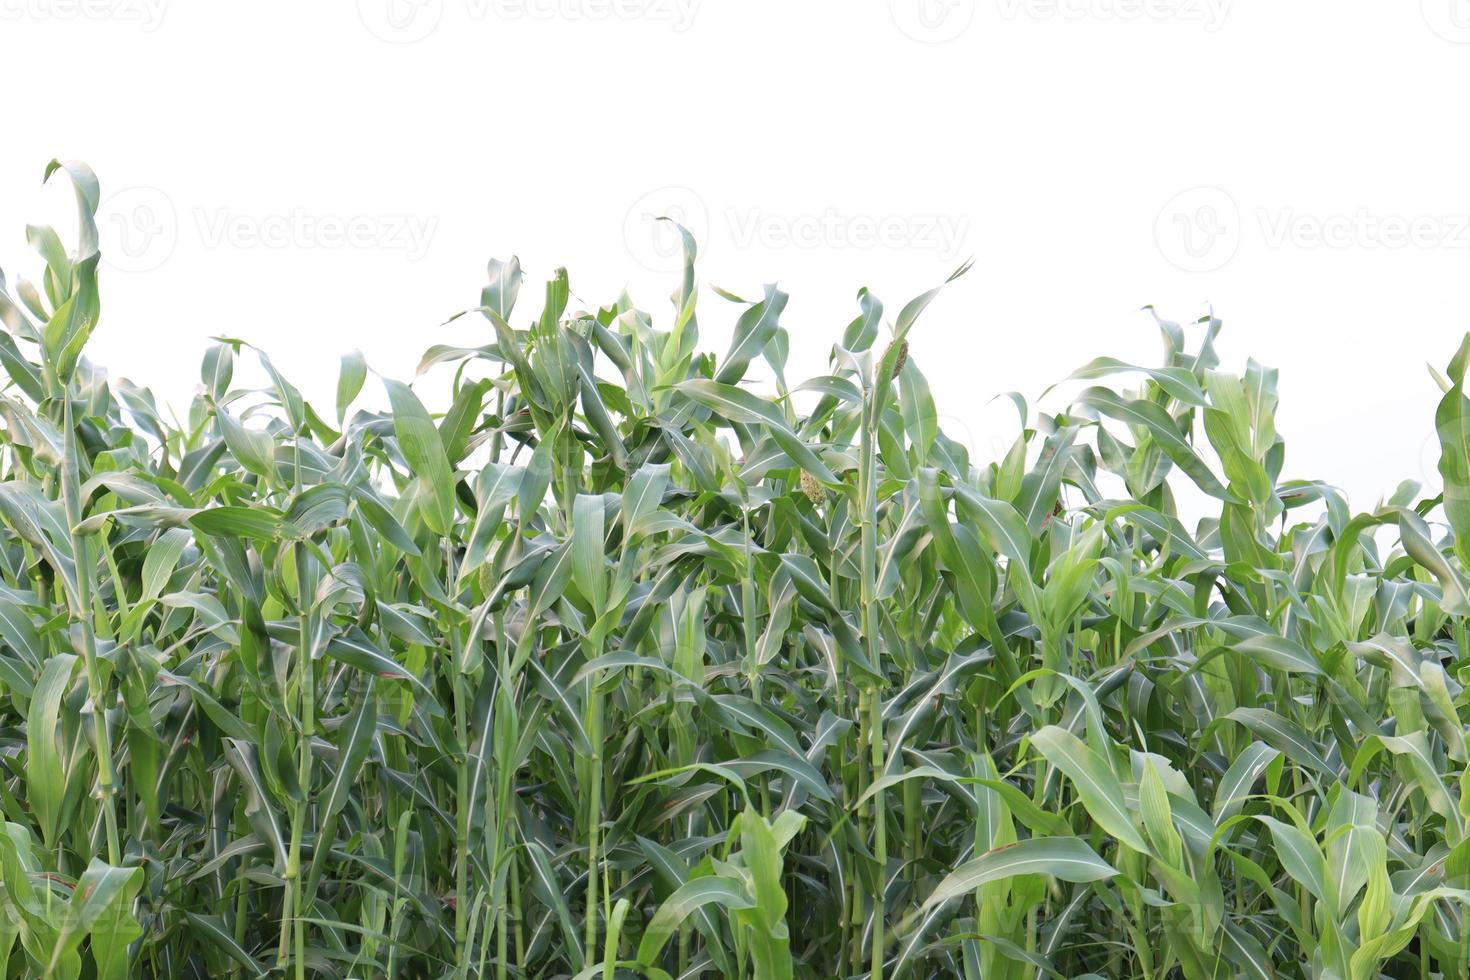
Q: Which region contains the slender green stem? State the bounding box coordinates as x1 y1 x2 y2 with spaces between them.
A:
452 640 470 979
281 542 315 980
583 677 604 957
59 396 121 866
869 690 886 980
861 355 885 980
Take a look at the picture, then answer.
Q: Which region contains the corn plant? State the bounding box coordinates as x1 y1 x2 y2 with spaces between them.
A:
1 161 1470 978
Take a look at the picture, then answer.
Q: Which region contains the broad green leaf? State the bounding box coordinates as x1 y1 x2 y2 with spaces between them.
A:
337 349 367 422
637 876 754 966
674 379 836 483
1078 387 1231 500
384 377 456 535
922 837 1117 910
1030 726 1149 853
28 654 76 847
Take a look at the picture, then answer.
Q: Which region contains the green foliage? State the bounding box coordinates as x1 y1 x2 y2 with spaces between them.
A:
1 161 1470 978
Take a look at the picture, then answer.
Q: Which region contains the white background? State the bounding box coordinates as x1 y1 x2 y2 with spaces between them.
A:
0 0 1466 509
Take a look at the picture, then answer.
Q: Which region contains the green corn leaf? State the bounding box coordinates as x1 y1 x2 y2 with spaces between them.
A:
53 860 143 980
1078 387 1232 500
27 654 76 847
674 379 836 483
922 837 1118 910
384 377 457 536
1030 726 1149 853
337 349 367 422
637 876 754 967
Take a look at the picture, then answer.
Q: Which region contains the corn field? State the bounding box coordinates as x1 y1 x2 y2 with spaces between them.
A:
1 161 1469 978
